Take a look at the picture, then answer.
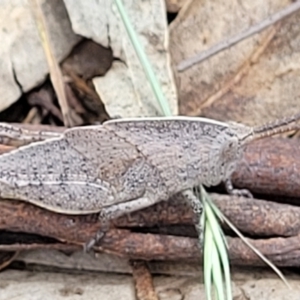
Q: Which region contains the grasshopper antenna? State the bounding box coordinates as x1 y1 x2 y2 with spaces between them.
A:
253 112 300 139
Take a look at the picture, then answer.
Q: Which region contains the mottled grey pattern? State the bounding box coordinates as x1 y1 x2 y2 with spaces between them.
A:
0 117 253 216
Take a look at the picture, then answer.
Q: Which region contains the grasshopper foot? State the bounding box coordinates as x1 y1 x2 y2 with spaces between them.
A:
225 179 253 198
84 230 105 252
181 189 203 216
84 217 110 252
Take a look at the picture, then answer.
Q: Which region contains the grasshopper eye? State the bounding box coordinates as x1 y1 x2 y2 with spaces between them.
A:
220 137 241 178
220 138 239 164
221 140 236 160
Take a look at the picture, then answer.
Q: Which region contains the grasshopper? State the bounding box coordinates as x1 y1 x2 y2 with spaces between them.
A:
0 115 298 248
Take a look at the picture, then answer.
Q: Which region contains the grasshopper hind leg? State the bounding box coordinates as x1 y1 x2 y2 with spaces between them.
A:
181 189 204 247
85 191 205 252
84 196 162 252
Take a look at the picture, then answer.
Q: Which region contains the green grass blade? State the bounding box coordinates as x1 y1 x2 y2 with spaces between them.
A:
211 243 225 300
113 0 172 116
202 187 232 300
204 221 213 300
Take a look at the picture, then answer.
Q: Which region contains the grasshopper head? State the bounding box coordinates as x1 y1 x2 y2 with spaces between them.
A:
208 122 253 186
221 123 254 180
227 122 254 144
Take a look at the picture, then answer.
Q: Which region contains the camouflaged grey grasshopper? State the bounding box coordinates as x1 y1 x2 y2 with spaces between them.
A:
0 114 298 248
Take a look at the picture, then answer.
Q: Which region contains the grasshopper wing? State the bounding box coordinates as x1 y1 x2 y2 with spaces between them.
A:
64 125 149 204
104 117 235 190
0 129 117 214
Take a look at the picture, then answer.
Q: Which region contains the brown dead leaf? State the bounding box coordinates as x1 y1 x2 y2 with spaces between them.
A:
62 40 113 80
170 0 300 126
27 88 64 122
165 0 191 13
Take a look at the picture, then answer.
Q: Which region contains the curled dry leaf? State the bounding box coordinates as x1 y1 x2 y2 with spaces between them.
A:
170 0 300 126
62 40 113 80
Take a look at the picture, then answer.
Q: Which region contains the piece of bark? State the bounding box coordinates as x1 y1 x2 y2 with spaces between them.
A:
1 194 300 266
211 194 300 237
130 260 158 300
1 231 300 267
233 137 300 199
117 193 300 238
0 244 80 252
1 193 300 240
0 251 19 271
